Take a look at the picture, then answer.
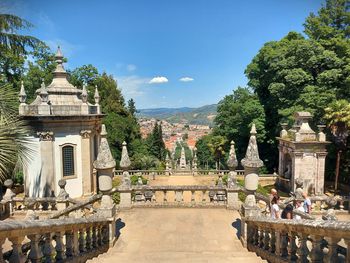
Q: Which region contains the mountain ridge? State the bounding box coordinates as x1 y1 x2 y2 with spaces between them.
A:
137 104 217 125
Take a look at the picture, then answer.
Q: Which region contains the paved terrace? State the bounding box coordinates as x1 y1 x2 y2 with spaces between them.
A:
88 208 266 263
88 175 265 262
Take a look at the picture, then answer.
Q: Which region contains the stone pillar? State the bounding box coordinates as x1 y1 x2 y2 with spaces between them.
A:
119 141 132 209
37 131 55 197
226 140 240 209
165 153 171 176
80 130 93 196
192 147 198 175
93 124 116 219
315 152 327 195
240 124 263 247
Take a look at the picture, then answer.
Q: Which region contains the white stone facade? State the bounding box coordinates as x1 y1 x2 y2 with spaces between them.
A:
19 47 103 198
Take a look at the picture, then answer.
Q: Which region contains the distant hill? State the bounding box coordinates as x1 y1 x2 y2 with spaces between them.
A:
137 104 217 126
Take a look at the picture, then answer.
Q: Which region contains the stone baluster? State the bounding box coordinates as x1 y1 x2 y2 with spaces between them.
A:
202 190 206 203
85 225 92 251
79 228 86 253
246 225 253 245
339 199 344 211
55 230 66 261
92 226 98 248
310 235 323 263
288 232 298 261
280 232 288 258
175 190 183 202
102 225 109 244
163 190 167 202
72 230 80 256
65 231 74 257
324 237 340 263
258 228 264 248
43 232 55 262
269 230 276 254
8 236 26 263
274 230 281 257
263 229 270 251
191 190 195 204
97 225 103 246
254 228 259 246
297 233 310 263
28 234 44 263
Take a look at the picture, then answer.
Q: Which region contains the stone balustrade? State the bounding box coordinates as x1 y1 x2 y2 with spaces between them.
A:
113 169 245 177
245 216 349 262
118 185 241 209
0 217 113 262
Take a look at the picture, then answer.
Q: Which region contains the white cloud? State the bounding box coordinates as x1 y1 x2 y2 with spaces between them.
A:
117 75 150 98
127 64 137 72
149 76 169 84
179 77 194 82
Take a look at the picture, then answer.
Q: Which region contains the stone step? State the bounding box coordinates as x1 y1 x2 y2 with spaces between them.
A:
90 251 267 263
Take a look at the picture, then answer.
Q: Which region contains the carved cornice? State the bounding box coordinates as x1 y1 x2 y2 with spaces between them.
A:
80 130 92 139
37 131 54 141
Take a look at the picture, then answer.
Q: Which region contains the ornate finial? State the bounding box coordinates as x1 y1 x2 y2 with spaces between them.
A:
39 79 48 103
120 141 131 170
241 123 263 168
81 83 88 103
93 124 116 170
19 80 27 104
227 140 238 169
94 85 100 105
53 46 67 78
55 46 63 59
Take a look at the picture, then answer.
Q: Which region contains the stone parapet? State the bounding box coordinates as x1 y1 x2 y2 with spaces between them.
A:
244 216 350 262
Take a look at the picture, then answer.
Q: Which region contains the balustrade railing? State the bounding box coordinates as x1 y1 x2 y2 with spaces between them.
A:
0 217 112 262
118 185 239 208
113 169 245 177
245 216 349 263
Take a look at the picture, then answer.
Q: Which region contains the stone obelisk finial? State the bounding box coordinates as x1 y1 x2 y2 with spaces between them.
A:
241 123 263 174
93 124 116 215
227 140 238 188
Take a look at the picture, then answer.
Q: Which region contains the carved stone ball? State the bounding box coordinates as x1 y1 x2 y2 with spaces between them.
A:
4 179 13 188
58 179 67 189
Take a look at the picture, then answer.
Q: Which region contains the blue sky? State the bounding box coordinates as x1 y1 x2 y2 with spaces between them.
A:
3 0 323 109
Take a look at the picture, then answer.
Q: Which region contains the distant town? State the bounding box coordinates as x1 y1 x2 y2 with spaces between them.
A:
138 118 211 150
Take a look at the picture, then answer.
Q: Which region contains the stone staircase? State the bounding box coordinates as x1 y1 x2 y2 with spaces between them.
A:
88 208 266 263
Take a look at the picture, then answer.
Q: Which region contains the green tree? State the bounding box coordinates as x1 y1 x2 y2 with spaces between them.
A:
324 99 350 192
0 84 33 183
195 135 216 169
147 122 166 161
207 135 227 170
0 14 43 84
214 87 266 168
127 98 137 117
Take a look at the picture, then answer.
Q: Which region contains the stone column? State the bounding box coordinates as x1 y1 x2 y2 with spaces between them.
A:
240 124 263 247
192 147 198 176
93 125 116 219
315 152 327 195
291 152 303 192
37 131 55 197
165 153 171 176
119 141 132 209
227 140 239 209
80 130 93 196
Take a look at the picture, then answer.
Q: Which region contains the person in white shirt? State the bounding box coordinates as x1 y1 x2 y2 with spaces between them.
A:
270 195 280 219
294 200 304 220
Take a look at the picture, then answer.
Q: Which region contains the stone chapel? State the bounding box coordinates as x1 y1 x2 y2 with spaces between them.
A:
18 47 103 198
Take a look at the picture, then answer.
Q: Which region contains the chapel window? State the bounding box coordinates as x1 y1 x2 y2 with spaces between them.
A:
62 145 75 177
